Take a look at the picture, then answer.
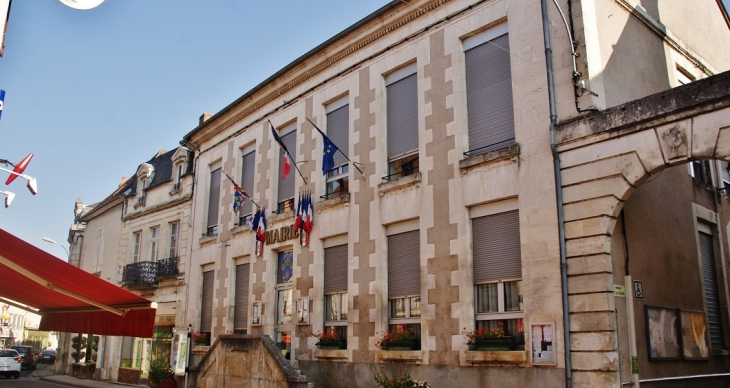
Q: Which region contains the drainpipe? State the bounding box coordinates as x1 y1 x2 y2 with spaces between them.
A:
541 1 572 387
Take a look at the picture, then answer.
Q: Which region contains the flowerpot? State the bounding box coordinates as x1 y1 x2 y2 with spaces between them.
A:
474 336 516 351
317 339 346 350
381 339 417 351
193 340 209 346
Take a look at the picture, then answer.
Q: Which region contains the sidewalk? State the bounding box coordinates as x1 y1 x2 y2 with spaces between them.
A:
33 367 148 388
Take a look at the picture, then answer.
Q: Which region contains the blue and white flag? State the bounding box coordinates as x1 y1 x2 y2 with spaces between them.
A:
0 90 5 123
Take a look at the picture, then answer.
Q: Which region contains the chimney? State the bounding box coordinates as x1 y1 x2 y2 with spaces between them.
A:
199 113 213 125
119 176 127 187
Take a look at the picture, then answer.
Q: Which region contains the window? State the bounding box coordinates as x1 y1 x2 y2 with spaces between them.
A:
698 224 725 349
464 23 515 156
238 146 256 226
94 228 104 271
276 250 293 360
149 226 160 261
207 164 221 236
676 66 695 86
324 97 350 200
472 209 524 347
689 160 713 187
233 263 250 334
168 222 179 258
132 231 142 263
276 123 297 213
386 63 419 181
276 251 294 325
324 244 348 339
175 164 184 190
199 270 214 343
387 229 421 338
721 162 730 192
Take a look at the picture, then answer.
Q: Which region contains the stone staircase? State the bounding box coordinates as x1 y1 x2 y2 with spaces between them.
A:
191 334 312 388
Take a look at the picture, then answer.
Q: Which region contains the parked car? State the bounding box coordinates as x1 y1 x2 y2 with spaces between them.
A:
0 349 21 379
39 350 56 364
9 345 36 370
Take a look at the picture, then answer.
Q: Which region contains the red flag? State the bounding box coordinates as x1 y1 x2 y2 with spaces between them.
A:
281 153 291 180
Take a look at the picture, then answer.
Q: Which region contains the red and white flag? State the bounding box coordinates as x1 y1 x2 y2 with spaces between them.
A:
281 153 291 180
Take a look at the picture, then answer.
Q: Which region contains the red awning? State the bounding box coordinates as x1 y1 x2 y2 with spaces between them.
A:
0 228 156 337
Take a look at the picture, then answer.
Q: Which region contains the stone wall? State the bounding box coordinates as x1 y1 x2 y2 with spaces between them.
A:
194 335 308 388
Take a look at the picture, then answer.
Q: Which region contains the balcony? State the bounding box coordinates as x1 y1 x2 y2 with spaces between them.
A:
157 257 179 279
122 261 157 288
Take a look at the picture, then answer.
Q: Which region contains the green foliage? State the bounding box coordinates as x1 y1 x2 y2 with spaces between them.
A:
147 359 169 384
371 366 431 388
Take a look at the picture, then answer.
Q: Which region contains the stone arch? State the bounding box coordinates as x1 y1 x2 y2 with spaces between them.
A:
554 72 730 387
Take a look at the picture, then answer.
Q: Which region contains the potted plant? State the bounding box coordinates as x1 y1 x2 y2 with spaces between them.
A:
371 367 430 388
375 325 418 350
192 332 209 346
311 327 346 349
462 322 516 351
147 359 168 388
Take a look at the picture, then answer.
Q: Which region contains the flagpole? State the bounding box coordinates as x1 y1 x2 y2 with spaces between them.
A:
306 117 364 176
222 171 261 209
269 120 307 183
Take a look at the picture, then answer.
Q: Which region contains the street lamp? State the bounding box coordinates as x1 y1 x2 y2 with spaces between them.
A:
42 237 69 259
0 190 13 208
59 0 105 10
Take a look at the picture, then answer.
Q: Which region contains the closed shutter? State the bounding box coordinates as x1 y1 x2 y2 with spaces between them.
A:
387 73 419 159
207 168 221 228
699 232 725 348
387 230 420 298
233 263 250 330
240 151 255 216
200 270 214 332
465 33 515 155
324 244 348 294
472 210 521 283
278 130 296 202
326 105 349 168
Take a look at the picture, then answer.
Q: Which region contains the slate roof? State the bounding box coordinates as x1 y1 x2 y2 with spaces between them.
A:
79 147 192 221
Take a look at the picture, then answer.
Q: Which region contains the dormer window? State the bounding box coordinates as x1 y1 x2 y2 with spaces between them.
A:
135 163 155 208
171 147 191 194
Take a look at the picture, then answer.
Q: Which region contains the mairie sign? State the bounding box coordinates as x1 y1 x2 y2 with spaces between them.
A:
266 225 299 245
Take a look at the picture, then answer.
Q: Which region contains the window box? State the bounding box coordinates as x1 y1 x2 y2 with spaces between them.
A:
473 336 515 351
316 339 346 350
380 339 418 351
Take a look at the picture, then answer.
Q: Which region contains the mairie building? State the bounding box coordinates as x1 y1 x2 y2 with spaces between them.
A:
67 0 730 387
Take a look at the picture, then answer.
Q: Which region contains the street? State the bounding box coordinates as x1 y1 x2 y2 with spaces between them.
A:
0 363 64 387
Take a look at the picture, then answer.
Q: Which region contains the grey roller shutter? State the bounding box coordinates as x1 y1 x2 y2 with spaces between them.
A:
387 74 419 159
388 230 420 298
240 151 255 216
326 105 349 168
200 270 214 332
472 210 521 283
278 130 296 202
207 168 221 229
324 244 348 294
233 263 250 330
465 33 515 155
699 232 725 348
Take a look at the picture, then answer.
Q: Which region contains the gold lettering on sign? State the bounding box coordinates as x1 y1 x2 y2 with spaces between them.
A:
265 225 300 244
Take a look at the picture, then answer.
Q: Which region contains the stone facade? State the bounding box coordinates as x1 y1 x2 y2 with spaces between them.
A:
65 0 730 386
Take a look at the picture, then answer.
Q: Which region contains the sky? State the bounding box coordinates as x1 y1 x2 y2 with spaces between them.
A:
0 0 391 259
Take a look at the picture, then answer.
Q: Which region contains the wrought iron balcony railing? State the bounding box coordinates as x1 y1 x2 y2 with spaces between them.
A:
157 257 179 279
122 261 158 288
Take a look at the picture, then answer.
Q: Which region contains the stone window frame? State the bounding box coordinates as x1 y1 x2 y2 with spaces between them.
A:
384 62 420 182
469 198 525 346
131 230 142 263
692 203 730 355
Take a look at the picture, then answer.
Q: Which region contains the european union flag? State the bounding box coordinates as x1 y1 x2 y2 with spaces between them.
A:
322 135 338 175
